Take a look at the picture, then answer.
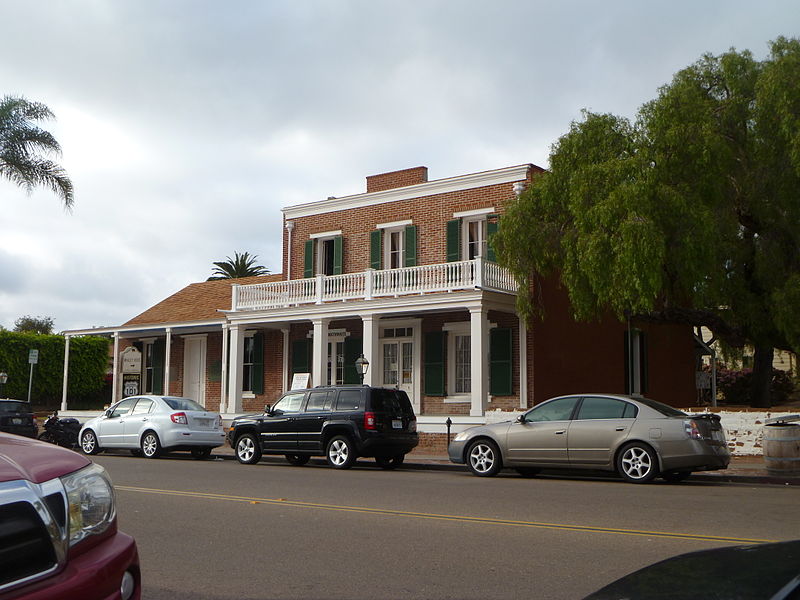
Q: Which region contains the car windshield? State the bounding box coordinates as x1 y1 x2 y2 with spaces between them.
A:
634 396 687 417
0 401 31 413
163 397 206 411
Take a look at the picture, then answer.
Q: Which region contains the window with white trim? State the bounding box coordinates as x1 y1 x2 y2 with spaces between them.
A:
464 217 487 260
385 228 405 270
144 341 155 394
243 332 255 393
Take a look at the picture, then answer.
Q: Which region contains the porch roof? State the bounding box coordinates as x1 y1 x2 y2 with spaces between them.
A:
123 274 283 326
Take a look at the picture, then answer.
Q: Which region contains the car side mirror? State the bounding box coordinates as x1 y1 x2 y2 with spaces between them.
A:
516 414 525 424
264 404 271 415
104 409 112 418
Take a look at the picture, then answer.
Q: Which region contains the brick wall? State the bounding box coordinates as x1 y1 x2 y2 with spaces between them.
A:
367 167 428 193
284 172 528 280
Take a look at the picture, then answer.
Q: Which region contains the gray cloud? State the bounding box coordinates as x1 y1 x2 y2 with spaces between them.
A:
0 0 797 331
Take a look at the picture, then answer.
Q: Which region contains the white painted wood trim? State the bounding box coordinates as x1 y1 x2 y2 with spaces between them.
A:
283 165 530 219
453 207 495 219
309 230 342 239
376 219 413 229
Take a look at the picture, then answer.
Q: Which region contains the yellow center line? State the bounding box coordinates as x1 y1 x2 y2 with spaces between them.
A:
116 485 775 545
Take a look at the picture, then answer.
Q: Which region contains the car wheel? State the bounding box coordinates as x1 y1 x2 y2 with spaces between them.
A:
326 435 356 469
191 447 213 460
661 470 691 483
375 454 405 470
140 431 162 459
284 454 310 466
466 439 502 477
235 434 262 465
80 430 101 455
514 467 541 478
617 443 659 483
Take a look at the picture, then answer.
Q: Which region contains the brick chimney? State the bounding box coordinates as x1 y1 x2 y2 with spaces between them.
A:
366 166 428 193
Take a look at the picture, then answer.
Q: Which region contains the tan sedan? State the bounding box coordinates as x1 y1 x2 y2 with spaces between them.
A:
448 394 730 483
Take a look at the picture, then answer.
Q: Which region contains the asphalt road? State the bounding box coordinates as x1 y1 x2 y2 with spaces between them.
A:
93 452 799 600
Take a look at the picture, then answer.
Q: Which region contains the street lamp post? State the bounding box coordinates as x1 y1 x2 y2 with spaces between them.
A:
0 372 7 399
354 354 370 385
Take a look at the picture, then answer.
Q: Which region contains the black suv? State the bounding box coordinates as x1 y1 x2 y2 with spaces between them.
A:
227 385 418 469
0 399 38 438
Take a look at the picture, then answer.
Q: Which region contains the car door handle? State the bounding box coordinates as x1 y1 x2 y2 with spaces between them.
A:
554 430 566 435
616 427 626 431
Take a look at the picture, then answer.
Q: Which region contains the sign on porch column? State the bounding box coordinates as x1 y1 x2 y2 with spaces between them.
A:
120 347 142 398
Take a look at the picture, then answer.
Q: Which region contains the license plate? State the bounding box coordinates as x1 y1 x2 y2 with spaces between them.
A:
392 419 402 429
11 418 22 425
196 418 212 427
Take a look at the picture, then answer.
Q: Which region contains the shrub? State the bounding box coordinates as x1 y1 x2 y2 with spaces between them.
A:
716 365 796 406
0 331 110 409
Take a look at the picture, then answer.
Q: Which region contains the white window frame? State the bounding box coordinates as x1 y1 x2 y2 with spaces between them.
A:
242 331 256 398
443 323 471 403
384 226 405 270
310 230 341 276
141 338 157 394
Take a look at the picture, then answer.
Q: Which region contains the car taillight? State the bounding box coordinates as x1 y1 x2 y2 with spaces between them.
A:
216 414 222 427
409 418 417 432
171 412 188 425
364 411 377 430
684 419 702 439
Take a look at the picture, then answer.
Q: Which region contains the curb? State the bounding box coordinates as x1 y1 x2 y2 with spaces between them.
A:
210 450 799 485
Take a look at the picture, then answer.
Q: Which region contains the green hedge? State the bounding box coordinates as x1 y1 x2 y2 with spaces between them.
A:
0 331 110 409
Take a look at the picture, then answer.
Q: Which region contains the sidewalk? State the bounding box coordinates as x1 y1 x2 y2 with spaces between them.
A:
212 445 799 485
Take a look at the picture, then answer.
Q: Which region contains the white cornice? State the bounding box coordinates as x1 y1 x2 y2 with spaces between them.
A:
282 164 531 219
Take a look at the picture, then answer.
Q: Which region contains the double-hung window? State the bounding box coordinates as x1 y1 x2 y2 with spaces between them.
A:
304 231 343 277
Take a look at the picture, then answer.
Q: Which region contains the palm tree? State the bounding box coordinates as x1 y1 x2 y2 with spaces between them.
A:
0 95 74 209
207 251 270 280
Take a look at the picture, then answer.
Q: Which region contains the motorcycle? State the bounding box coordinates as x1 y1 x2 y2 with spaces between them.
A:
37 411 81 449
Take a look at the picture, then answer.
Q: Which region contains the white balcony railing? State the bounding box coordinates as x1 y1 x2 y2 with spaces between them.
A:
232 258 518 312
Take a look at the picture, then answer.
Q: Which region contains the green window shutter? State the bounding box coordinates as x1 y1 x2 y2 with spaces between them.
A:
333 235 343 275
303 239 314 278
292 339 310 375
404 225 417 267
370 230 382 269
640 331 649 395
343 337 363 384
623 330 631 394
152 339 165 395
489 328 513 396
446 219 461 262
424 331 446 396
251 332 264 395
486 214 500 262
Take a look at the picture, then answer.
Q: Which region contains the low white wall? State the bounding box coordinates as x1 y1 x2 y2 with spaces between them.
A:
683 409 798 456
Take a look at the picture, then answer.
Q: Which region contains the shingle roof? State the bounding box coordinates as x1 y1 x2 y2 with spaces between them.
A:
124 274 282 326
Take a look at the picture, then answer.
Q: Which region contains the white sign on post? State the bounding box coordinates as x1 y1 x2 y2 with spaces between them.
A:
28 349 39 364
290 373 311 390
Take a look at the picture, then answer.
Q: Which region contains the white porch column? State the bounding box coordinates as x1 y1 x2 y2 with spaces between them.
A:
281 328 290 391
61 335 70 411
163 328 172 396
311 318 329 387
220 324 229 413
112 333 120 404
361 314 378 386
469 307 489 417
227 324 244 413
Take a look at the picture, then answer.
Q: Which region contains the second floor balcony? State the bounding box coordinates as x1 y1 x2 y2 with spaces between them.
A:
231 258 518 312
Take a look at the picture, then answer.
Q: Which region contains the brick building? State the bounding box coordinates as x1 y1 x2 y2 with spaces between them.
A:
62 164 696 446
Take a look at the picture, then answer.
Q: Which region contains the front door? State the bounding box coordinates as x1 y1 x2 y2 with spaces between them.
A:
505 396 580 465
97 398 138 447
381 340 413 401
183 336 206 406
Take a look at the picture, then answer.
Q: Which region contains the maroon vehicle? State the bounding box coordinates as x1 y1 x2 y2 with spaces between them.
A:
0 432 140 599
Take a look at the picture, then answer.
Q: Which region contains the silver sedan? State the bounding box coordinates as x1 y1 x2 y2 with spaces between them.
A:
448 394 730 483
79 395 226 459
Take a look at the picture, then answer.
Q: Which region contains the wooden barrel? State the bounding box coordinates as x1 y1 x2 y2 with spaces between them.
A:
763 424 800 476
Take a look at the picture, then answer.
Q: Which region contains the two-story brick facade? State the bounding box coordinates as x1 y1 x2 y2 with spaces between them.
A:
61 164 697 445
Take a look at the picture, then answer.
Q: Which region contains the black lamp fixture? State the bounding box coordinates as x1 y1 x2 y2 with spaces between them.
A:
354 354 369 384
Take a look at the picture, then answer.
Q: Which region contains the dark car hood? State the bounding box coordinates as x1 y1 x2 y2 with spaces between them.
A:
0 432 90 483
585 540 800 599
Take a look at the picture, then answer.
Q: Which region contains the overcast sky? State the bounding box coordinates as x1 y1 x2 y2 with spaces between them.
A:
1 1 797 332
